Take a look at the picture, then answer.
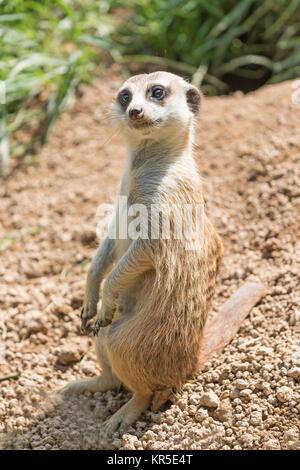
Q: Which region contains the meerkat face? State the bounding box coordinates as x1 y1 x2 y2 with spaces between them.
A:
110 71 202 142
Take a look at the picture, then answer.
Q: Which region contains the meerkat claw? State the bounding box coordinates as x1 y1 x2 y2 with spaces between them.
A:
117 420 124 433
80 307 87 332
103 416 124 438
80 306 84 317
92 316 112 336
80 303 98 334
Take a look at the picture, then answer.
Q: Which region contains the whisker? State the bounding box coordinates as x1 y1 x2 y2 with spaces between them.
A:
94 117 112 125
100 129 120 148
94 108 115 124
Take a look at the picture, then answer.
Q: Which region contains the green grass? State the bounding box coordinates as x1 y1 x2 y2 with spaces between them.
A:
107 0 300 91
0 0 117 179
0 225 43 253
1 0 300 179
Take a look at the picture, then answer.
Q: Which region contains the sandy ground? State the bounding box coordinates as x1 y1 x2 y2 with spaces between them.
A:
0 72 299 450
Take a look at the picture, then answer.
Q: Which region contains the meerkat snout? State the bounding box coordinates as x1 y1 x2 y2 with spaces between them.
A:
129 108 144 120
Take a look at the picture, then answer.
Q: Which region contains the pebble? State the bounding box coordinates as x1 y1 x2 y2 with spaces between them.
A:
235 379 248 390
264 439 280 450
213 400 232 423
287 367 300 380
199 391 220 408
276 386 293 403
289 310 300 326
256 346 273 356
122 434 138 450
195 409 209 422
249 411 262 426
240 389 252 398
22 311 46 335
56 347 81 365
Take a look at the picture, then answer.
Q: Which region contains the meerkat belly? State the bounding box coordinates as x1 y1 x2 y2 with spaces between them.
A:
115 232 132 261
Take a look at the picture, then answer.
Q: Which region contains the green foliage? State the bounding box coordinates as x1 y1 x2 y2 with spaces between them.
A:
0 0 115 178
108 0 300 90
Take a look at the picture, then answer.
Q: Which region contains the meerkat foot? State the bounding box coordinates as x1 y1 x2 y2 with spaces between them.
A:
152 388 172 411
103 392 152 438
56 375 119 398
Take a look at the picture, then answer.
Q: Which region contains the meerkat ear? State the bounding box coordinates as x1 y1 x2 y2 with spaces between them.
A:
185 85 202 115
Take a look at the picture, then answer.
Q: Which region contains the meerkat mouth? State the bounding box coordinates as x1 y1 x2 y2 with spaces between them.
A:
130 118 163 130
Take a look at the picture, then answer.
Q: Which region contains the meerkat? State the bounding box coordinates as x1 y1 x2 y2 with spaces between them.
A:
58 71 223 436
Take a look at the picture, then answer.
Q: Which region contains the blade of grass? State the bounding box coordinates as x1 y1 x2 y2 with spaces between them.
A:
264 0 300 38
0 14 25 22
220 55 274 75
0 101 10 180
119 54 196 74
268 66 300 84
207 0 254 39
0 372 20 382
43 51 82 144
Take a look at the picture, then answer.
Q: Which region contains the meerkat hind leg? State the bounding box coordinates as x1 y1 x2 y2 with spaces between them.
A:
104 392 152 437
152 388 172 411
57 372 120 397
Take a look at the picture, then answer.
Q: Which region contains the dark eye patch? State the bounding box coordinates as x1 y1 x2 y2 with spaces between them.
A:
147 85 168 103
118 89 132 108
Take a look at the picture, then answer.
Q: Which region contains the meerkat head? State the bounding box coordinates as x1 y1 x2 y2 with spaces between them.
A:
110 71 202 145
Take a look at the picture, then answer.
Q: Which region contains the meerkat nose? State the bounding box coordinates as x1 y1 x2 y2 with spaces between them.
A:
129 108 144 120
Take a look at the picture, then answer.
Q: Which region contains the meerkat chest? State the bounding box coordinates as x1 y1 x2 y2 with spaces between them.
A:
114 162 157 259
114 165 135 259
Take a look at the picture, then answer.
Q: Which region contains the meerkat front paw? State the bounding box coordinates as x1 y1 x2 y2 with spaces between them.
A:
92 303 116 336
80 300 98 334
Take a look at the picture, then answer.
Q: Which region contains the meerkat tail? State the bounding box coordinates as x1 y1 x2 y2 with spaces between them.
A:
198 281 266 369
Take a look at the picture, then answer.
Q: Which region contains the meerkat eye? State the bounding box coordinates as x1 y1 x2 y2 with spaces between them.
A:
118 89 131 107
151 86 165 100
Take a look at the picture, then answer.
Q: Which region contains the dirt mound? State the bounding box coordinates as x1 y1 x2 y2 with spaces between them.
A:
0 74 299 450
